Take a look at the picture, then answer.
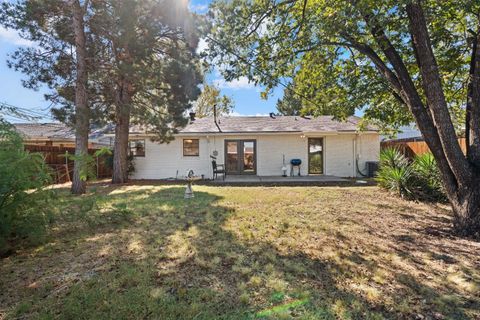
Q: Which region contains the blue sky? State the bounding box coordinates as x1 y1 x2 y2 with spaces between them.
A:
0 0 282 123
0 27 55 122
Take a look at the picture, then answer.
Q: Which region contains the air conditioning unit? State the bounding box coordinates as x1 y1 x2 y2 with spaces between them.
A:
366 161 379 178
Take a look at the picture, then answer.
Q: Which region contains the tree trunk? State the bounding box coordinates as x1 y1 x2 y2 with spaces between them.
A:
469 25 480 166
111 78 133 184
465 30 478 159
357 2 480 237
406 2 470 185
405 2 480 237
451 182 480 237
71 0 89 195
359 4 461 196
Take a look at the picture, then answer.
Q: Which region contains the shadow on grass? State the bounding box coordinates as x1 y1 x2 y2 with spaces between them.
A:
2 185 478 319
36 187 391 319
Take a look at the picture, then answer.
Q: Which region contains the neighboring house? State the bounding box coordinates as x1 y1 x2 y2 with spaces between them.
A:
14 123 76 147
14 123 109 148
381 124 422 141
123 115 380 179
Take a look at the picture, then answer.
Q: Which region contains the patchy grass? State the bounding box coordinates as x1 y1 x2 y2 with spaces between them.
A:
1 184 479 319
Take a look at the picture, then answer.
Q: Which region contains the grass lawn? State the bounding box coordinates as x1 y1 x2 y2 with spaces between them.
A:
1 183 479 319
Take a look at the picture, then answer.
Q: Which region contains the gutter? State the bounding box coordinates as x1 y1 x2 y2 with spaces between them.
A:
105 130 380 138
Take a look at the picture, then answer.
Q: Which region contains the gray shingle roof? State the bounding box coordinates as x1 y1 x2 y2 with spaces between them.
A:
13 123 75 140
178 115 377 134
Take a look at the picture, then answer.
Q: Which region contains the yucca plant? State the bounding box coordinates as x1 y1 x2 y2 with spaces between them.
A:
377 148 414 198
379 147 409 169
377 148 447 201
412 153 445 201
376 162 415 198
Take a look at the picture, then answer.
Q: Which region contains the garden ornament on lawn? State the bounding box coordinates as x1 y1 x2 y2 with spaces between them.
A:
184 169 201 199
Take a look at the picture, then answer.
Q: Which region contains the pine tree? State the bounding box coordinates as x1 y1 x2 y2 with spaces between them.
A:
87 0 203 183
1 0 92 194
276 84 303 116
70 0 89 194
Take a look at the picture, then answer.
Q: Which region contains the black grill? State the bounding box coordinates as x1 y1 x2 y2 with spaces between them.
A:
290 159 302 166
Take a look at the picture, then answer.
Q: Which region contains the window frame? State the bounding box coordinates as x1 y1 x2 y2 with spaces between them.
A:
183 138 200 157
128 139 146 157
307 137 324 174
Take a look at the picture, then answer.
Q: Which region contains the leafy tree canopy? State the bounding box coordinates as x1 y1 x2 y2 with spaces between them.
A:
205 0 477 133
193 83 234 117
204 0 480 236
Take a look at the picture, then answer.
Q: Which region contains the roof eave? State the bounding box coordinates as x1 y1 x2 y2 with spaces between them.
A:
23 137 75 141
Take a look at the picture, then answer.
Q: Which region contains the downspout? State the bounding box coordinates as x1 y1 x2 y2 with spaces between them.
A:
355 133 368 177
206 135 210 180
352 136 356 177
212 135 216 180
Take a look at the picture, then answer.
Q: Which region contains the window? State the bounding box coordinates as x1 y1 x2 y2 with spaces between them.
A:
183 139 199 156
129 139 145 157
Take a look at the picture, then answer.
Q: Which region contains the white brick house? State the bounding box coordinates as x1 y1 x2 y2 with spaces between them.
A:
125 115 380 179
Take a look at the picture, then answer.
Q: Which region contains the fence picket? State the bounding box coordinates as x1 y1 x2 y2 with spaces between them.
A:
24 145 112 184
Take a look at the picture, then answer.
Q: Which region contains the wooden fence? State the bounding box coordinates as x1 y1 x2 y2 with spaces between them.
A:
381 138 467 159
24 144 112 184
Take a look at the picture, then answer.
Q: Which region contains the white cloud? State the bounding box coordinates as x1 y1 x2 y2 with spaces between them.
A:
213 76 255 90
0 27 36 47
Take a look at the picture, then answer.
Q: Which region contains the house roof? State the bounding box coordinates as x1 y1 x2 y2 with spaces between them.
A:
174 115 377 134
15 116 376 140
14 123 75 140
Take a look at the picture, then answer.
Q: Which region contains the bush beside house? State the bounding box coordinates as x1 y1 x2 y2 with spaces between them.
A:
376 147 445 202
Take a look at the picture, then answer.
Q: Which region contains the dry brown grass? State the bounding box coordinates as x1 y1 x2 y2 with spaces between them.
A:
1 184 479 319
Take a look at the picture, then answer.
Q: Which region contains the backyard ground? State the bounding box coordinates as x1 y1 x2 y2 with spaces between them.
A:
1 183 479 319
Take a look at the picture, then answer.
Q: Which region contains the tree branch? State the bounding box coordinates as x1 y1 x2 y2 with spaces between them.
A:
297 0 308 33
340 35 404 99
406 2 471 184
351 1 461 192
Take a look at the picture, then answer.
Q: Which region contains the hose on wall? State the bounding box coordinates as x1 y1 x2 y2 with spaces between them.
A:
354 135 368 177
356 155 368 177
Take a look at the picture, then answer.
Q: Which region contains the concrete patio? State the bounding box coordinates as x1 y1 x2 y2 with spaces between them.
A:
208 174 371 186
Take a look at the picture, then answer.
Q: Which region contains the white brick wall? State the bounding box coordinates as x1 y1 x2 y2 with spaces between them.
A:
131 137 211 180
356 133 381 176
130 132 379 179
324 135 355 177
256 135 308 176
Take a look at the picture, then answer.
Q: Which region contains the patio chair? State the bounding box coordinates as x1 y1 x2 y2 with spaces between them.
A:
212 160 226 180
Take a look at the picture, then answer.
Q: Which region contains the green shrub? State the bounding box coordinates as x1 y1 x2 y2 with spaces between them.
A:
0 120 56 254
376 148 446 201
105 152 135 177
379 146 409 169
377 149 414 198
412 153 445 201
64 147 112 181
